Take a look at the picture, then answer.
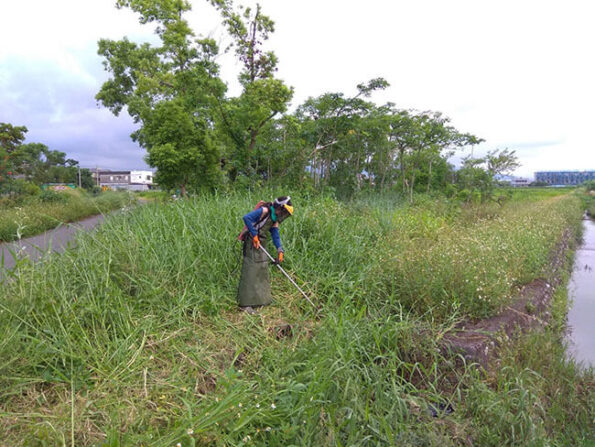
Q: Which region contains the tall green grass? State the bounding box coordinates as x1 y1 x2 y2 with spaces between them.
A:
0 190 592 445
584 192 595 217
372 195 582 320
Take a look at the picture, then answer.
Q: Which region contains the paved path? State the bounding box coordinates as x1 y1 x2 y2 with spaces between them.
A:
0 214 105 273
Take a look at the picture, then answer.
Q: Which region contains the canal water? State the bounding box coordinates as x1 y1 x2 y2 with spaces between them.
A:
566 217 595 368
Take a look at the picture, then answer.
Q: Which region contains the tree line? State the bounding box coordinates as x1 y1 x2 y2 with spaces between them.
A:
9 0 518 202
96 0 521 200
0 123 94 194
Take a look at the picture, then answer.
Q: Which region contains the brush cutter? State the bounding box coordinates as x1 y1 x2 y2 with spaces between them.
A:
259 245 315 307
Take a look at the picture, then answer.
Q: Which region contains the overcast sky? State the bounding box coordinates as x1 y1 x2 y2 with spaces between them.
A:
1 0 594 178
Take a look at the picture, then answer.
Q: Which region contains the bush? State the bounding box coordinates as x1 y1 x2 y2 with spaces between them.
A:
22 182 41 196
0 179 41 197
40 189 69 203
444 183 457 198
456 188 471 202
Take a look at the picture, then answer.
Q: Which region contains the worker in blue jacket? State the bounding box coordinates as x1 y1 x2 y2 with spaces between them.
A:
237 196 294 312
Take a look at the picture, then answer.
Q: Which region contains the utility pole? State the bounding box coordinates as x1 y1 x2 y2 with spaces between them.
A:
78 166 82 188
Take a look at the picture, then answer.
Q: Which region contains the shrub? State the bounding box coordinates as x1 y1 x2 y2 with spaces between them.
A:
40 189 69 203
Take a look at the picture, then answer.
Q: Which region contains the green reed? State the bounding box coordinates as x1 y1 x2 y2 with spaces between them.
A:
0 189 591 445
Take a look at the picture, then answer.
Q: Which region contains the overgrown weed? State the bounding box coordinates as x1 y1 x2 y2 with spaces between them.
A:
0 190 591 445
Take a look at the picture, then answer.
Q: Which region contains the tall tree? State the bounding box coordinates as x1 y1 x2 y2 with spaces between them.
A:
295 78 388 191
486 148 520 177
399 111 481 202
216 3 293 180
0 123 28 183
12 143 80 184
97 0 225 195
457 148 519 202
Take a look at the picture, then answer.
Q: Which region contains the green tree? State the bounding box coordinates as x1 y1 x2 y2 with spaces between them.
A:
0 123 28 183
248 115 309 186
486 148 520 178
295 79 388 192
456 148 520 202
143 100 219 194
401 111 481 202
97 0 225 195
11 142 45 181
216 3 293 180
77 169 96 189
13 143 80 185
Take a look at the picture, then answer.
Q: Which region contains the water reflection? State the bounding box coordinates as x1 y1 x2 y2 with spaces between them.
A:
567 218 595 367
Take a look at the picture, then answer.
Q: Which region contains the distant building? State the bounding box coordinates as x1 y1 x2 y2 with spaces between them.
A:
494 175 531 187
535 171 595 186
90 169 154 191
510 178 531 187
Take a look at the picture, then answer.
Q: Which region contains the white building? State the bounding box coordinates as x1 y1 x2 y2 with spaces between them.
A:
129 170 154 186
510 178 531 187
92 169 154 191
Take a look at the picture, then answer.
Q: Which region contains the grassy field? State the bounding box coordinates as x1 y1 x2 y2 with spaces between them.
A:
0 190 135 242
0 189 593 445
584 192 595 217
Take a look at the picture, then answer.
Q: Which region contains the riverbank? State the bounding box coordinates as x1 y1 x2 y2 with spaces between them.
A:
444 227 575 367
0 191 593 445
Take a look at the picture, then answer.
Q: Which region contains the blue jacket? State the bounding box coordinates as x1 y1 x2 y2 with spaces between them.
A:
243 207 283 252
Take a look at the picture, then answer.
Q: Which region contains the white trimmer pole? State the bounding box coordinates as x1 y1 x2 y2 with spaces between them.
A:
259 246 316 307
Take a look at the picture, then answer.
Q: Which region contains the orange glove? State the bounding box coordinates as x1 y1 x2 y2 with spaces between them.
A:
277 251 284 263
252 235 261 249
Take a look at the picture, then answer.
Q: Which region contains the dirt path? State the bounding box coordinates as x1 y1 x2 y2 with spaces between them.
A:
0 214 105 273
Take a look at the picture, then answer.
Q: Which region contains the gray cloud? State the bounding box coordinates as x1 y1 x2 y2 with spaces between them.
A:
0 53 149 171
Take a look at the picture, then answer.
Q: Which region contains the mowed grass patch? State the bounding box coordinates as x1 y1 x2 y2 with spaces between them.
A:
0 190 591 445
